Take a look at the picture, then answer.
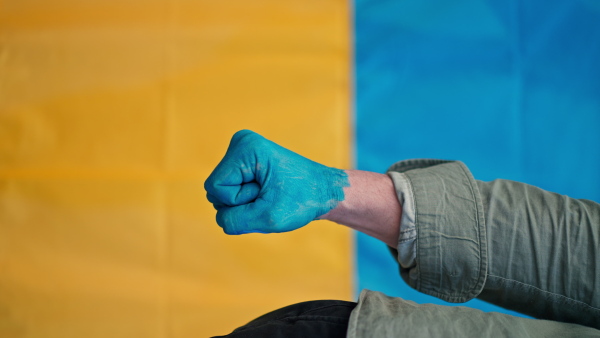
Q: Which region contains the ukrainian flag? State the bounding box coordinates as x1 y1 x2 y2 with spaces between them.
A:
0 1 598 337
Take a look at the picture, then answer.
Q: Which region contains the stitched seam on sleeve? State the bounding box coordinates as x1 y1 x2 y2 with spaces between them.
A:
456 162 486 297
404 171 420 290
406 174 417 243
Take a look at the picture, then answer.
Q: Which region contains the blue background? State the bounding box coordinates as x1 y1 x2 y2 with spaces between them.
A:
354 0 600 316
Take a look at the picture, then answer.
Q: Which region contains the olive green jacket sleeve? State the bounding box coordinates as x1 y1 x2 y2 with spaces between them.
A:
347 290 600 338
386 159 599 328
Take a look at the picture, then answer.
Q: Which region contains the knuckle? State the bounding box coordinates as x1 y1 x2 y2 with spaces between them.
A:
232 130 256 145
204 174 218 193
235 131 264 148
203 178 212 192
218 209 242 235
261 208 283 230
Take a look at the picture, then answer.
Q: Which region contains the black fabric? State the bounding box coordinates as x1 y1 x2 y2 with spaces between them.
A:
213 300 357 338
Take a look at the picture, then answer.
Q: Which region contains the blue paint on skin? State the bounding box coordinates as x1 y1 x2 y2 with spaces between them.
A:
205 130 349 235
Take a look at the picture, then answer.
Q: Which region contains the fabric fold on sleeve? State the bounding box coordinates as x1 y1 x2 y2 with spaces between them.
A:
347 289 599 338
387 159 487 303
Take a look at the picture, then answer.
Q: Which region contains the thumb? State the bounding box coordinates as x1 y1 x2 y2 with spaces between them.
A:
209 181 261 207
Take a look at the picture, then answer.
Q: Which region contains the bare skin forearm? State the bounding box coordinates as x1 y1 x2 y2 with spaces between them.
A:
320 170 402 248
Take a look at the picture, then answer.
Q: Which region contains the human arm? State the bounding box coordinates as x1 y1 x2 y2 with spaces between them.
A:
204 130 401 242
319 170 402 248
475 178 600 327
386 159 600 328
205 131 600 328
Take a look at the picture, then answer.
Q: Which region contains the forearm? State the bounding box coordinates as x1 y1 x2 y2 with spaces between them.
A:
320 170 402 248
383 159 600 328
476 179 600 327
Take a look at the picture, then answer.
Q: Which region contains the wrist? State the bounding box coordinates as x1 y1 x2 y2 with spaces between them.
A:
320 170 402 248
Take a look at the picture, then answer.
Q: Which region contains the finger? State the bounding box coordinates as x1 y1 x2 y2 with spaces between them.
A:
235 182 261 205
230 129 257 147
205 159 258 204
206 181 261 207
216 202 267 235
205 161 241 197
206 192 227 210
205 130 265 195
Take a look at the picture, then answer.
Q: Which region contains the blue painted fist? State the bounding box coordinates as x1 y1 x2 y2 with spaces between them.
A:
204 130 348 235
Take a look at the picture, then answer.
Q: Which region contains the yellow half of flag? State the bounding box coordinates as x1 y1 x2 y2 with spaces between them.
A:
0 1 352 337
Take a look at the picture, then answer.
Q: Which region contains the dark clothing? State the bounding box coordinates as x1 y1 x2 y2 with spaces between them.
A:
214 300 356 338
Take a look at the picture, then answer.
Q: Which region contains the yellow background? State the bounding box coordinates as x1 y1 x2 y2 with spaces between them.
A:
0 1 351 337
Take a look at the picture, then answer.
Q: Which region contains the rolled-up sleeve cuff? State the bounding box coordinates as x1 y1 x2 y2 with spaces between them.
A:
387 171 417 270
387 159 487 303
